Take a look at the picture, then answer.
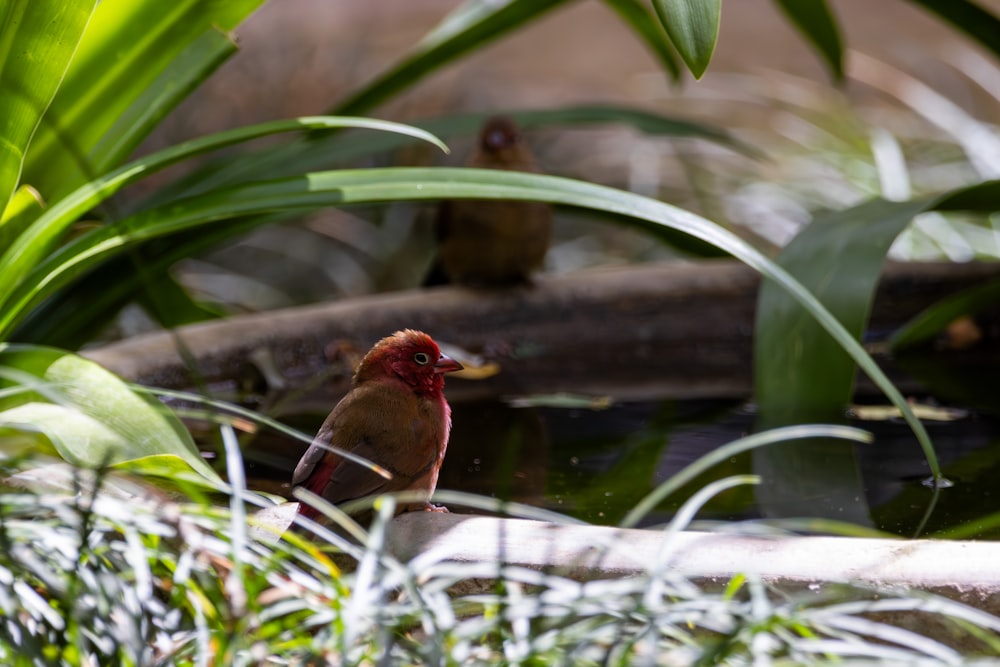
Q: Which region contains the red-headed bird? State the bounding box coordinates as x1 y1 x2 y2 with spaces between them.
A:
292 329 463 521
425 116 553 287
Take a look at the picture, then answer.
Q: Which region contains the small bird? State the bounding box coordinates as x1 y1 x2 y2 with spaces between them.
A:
425 116 553 287
292 329 463 522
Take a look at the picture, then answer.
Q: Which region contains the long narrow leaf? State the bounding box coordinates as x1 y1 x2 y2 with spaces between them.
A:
0 185 44 251
144 104 754 209
11 216 273 347
89 29 237 174
0 117 447 313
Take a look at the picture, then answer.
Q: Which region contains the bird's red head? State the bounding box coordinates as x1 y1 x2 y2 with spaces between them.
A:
355 329 463 395
479 116 522 153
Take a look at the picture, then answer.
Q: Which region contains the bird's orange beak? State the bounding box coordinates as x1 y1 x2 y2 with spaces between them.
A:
434 353 464 374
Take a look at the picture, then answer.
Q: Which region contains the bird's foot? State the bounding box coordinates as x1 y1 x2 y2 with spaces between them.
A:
424 503 449 513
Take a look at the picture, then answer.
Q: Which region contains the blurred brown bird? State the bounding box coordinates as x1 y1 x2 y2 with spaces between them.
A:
292 329 463 521
425 116 553 287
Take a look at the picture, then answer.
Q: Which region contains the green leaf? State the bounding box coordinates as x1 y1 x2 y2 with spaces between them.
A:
0 185 44 251
754 198 930 527
757 199 929 422
906 0 1000 67
332 0 571 116
11 219 265 347
112 454 222 490
0 0 97 215
87 29 238 177
0 116 447 318
773 0 844 80
21 0 264 202
752 180 1000 533
0 344 220 482
603 0 681 81
651 0 721 78
148 104 756 208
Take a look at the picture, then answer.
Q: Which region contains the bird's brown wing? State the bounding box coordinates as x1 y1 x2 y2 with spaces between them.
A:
292 418 391 505
292 380 442 505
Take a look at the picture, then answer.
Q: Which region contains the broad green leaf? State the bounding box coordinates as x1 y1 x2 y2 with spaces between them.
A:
0 402 132 464
907 0 1000 67
603 0 681 80
773 0 844 80
0 0 96 215
0 116 447 317
332 0 570 116
753 180 1000 533
652 0 721 78
754 199 930 527
756 199 929 422
21 0 264 202
0 344 220 482
0 166 942 491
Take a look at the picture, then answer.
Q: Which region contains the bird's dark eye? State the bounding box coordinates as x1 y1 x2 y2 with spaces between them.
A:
413 352 431 365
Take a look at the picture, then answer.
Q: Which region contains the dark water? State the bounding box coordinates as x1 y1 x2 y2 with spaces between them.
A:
242 387 1000 539
437 396 1000 536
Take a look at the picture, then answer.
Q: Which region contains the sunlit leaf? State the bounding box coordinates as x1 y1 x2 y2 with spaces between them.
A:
0 185 44 251
0 0 96 214
112 454 223 490
0 344 221 482
21 0 264 202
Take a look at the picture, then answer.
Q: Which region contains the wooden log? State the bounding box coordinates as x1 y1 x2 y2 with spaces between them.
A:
83 260 1000 404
